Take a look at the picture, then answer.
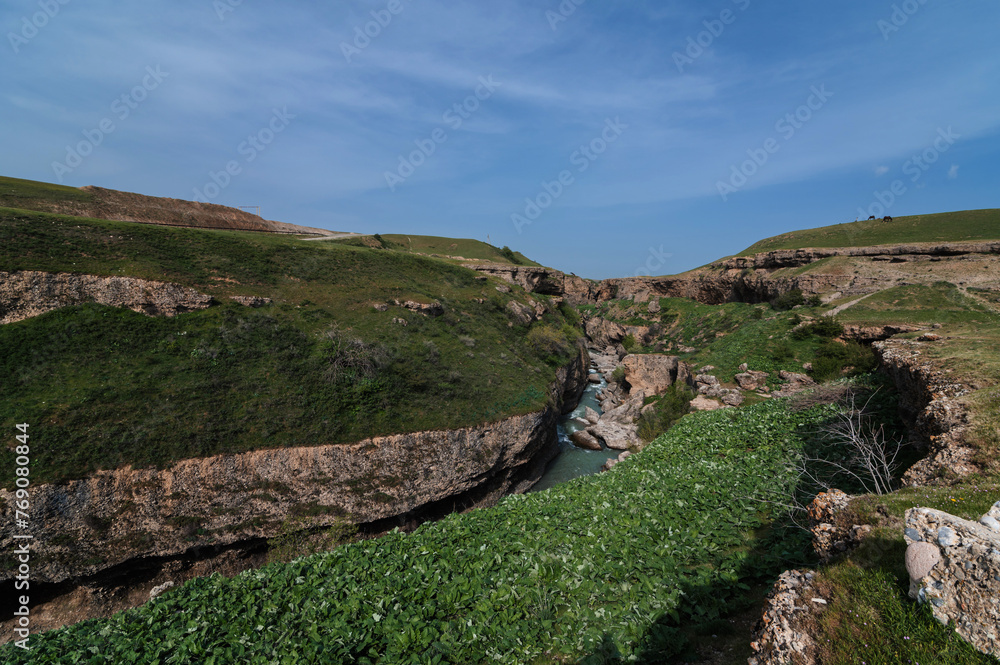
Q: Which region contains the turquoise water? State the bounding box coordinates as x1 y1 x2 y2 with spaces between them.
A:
530 372 618 493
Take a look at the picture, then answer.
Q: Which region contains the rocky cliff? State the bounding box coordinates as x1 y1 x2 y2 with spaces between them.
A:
873 338 981 485
0 346 588 584
0 270 214 324
474 241 1000 306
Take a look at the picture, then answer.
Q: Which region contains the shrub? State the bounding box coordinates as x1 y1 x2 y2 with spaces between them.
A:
500 246 522 265
621 334 638 352
525 325 570 359
772 289 805 311
811 340 878 382
636 385 695 442
611 366 626 384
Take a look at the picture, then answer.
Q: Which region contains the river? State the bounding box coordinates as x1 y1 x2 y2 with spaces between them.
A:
530 370 619 492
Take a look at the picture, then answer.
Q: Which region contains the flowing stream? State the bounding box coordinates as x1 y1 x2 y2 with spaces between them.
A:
530 371 618 492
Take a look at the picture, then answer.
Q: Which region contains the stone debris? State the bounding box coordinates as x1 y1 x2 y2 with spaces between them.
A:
230 295 272 308
394 299 445 317
748 570 820 665
904 504 1000 657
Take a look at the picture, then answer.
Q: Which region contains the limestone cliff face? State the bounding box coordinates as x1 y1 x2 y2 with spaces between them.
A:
474 241 1000 306
873 339 981 485
717 241 1000 270
0 270 214 324
0 346 588 584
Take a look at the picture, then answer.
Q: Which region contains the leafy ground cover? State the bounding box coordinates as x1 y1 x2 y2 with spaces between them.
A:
0 209 579 486
1 398 838 664
738 209 1000 255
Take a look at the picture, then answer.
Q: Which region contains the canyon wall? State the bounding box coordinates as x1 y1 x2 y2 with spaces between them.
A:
473 240 1000 306
0 346 587 584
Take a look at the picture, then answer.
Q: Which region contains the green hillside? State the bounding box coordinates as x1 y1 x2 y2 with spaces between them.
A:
0 174 93 209
0 206 579 485
333 234 540 267
739 209 1000 255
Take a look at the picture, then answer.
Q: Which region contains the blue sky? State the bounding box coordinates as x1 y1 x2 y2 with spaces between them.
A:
3 0 999 279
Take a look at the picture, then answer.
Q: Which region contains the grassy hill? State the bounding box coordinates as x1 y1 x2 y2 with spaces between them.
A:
739 209 1000 255
0 205 580 486
332 233 540 267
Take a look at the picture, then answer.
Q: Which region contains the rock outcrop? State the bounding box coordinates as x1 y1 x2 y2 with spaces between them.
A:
718 241 1000 271
473 242 1000 307
0 348 588 584
620 354 684 395
904 504 1000 657
748 570 823 665
0 270 214 324
873 339 980 484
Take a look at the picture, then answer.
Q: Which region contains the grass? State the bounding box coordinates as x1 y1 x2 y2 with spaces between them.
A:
0 175 93 210
808 480 1000 665
739 209 1000 255
332 233 541 267
586 296 873 387
837 282 1000 327
0 208 581 487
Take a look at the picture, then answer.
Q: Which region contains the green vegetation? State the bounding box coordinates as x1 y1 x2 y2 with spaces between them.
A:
637 384 695 442
739 209 1000 255
334 234 540 267
806 481 1000 665
0 208 579 486
837 282 1000 327
0 175 93 210
591 297 870 386
1 399 846 664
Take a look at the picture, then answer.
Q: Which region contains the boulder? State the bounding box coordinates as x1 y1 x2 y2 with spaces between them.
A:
621 354 680 396
647 299 661 314
735 370 769 391
583 407 601 425
569 430 602 451
904 506 1000 658
721 390 744 407
587 420 637 451
587 373 603 384
689 396 723 411
505 301 535 326
585 317 627 348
